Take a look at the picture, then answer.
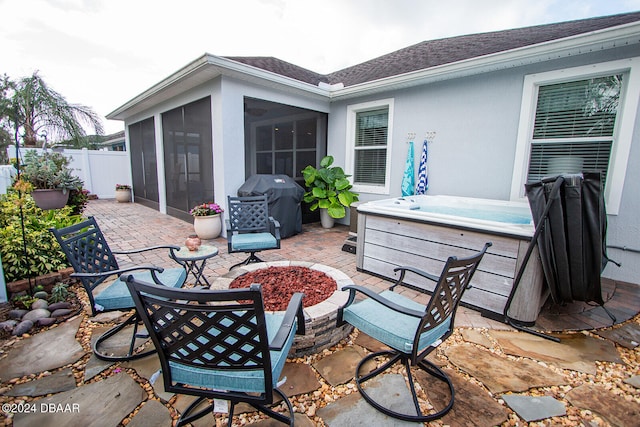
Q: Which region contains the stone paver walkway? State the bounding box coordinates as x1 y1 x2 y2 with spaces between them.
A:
1 199 639 426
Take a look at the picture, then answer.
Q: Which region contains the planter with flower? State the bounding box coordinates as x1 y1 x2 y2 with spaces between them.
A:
190 202 224 239
115 184 132 203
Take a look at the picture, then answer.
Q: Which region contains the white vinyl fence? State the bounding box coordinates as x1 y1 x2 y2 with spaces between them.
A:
6 146 131 199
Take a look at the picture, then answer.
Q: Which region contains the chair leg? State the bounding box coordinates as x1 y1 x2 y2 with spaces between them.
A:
229 252 265 270
354 350 455 422
176 396 214 427
93 312 156 362
248 388 294 426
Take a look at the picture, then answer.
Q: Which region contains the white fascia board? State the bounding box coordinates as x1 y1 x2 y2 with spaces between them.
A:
329 22 640 100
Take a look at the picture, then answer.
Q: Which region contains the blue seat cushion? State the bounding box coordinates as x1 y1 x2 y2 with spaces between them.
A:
168 313 296 393
94 268 186 311
342 290 451 354
231 232 278 251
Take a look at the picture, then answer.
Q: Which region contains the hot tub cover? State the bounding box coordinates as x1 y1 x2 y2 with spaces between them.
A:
237 175 305 238
525 173 608 305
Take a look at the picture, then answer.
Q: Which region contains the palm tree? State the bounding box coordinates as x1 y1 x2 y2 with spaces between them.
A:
11 71 103 146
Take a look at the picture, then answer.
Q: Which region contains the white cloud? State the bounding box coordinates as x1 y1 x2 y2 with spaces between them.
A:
1 0 639 134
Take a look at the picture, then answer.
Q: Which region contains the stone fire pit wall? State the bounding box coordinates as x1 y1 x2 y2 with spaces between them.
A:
212 261 354 357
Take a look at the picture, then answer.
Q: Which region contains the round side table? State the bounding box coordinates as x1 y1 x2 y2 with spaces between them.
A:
173 245 219 287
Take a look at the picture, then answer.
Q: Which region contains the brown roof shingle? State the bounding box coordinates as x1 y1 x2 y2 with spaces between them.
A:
227 11 640 87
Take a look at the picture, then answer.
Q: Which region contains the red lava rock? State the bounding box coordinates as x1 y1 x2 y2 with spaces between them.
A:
229 266 337 311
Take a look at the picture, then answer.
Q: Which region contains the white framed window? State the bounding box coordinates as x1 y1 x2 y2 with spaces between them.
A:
510 58 640 215
345 99 394 194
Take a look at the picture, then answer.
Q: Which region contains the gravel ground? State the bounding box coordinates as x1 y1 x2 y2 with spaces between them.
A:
1 283 638 427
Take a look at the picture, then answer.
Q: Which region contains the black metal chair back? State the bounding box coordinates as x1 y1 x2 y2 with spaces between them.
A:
226 195 281 269
338 242 491 422
125 276 304 426
51 216 119 313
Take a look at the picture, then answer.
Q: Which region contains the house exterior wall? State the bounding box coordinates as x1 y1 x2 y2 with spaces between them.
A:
329 47 640 284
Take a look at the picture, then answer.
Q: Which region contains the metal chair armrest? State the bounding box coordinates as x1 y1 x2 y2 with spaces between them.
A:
112 245 181 255
71 265 165 279
270 292 305 350
340 285 425 318
269 217 281 241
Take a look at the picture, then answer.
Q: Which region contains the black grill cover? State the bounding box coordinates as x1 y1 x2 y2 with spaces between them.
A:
525 173 607 305
237 175 305 238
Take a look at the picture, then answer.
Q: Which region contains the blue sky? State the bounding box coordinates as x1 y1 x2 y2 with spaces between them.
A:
1 0 639 134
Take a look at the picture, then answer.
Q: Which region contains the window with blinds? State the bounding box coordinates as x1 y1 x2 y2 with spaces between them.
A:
527 74 622 186
354 108 389 185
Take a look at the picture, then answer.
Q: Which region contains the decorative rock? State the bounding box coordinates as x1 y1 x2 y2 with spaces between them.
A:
31 299 49 310
33 291 49 299
23 309 51 322
9 309 28 319
48 302 72 311
37 318 57 327
12 320 34 336
0 320 18 332
51 308 72 318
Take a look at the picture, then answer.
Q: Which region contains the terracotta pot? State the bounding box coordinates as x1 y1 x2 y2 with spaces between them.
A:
115 189 132 203
193 214 222 239
185 234 202 251
31 189 69 210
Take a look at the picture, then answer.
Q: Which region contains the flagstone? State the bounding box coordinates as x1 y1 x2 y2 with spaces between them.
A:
3 368 76 397
123 354 173 402
313 346 364 387
415 366 508 426
446 344 567 393
565 384 639 427
127 399 172 427
279 362 321 397
501 394 566 422
12 373 145 427
317 374 422 426
460 328 493 348
488 330 622 374
355 332 390 353
90 324 150 360
624 375 640 388
593 322 640 349
0 317 85 380
250 413 315 427
83 353 113 382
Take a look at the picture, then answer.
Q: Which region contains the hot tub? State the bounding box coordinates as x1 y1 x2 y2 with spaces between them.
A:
356 195 547 324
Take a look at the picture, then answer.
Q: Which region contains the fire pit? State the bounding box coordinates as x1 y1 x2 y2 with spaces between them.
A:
211 261 354 356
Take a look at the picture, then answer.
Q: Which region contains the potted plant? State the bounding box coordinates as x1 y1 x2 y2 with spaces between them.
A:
190 202 224 239
302 155 359 228
115 184 132 203
17 150 83 210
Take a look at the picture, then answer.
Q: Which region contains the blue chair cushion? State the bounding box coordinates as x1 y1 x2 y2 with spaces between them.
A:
342 290 451 354
168 313 297 393
231 232 278 251
94 268 186 311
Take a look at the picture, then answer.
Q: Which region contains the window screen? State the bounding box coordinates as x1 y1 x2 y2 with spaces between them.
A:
354 108 388 185
527 74 622 186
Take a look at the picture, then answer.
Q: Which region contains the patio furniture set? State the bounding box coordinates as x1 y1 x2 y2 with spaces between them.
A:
50 195 492 425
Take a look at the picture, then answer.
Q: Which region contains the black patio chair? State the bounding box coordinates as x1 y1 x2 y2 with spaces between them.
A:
337 242 491 422
226 195 281 269
50 216 186 361
124 275 306 427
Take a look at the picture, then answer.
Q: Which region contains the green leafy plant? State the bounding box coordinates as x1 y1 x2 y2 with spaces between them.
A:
68 188 89 215
302 155 359 219
18 150 83 192
50 282 70 303
12 295 37 309
0 188 82 282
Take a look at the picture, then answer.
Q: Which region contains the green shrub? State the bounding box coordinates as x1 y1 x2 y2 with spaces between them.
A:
50 282 70 303
0 188 83 282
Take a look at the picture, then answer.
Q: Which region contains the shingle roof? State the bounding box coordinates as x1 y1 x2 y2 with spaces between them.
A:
226 11 640 88
224 56 329 85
